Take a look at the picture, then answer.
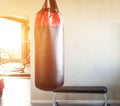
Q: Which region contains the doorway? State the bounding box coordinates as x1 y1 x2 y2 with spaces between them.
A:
0 17 30 77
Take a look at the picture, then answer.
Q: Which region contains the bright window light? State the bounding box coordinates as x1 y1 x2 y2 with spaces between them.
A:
0 18 22 50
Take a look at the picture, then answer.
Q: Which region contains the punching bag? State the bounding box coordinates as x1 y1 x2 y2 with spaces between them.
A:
34 0 64 91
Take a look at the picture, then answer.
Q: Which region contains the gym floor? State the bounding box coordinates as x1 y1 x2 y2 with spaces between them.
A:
0 77 31 106
0 77 120 106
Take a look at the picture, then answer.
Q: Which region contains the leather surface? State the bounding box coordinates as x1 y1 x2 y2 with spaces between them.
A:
34 0 64 91
54 86 107 93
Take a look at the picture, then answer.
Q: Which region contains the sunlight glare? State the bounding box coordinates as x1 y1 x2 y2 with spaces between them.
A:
0 18 22 50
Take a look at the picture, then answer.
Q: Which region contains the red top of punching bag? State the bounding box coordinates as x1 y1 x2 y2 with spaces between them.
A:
35 9 63 27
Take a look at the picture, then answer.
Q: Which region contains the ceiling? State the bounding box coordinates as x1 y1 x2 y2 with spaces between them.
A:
0 0 44 18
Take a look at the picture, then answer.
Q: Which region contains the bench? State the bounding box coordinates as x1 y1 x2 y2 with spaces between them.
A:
53 86 108 106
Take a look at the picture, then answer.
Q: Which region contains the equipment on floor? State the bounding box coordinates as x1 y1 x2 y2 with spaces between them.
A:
34 0 64 91
53 86 109 106
0 79 4 97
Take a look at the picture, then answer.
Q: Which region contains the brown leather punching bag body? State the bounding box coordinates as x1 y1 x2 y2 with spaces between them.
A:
34 0 64 91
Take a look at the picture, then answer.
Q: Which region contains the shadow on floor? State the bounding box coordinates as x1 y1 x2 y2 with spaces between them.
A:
31 103 120 106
